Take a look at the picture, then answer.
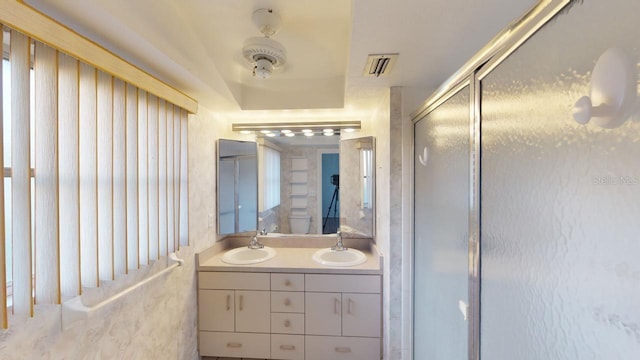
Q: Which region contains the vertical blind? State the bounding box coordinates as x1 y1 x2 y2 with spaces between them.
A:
0 25 190 329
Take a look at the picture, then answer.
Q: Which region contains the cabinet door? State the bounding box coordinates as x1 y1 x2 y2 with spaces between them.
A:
342 293 381 337
235 290 270 333
199 290 234 332
305 292 341 336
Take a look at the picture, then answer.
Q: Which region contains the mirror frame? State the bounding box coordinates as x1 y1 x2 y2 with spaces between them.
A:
217 136 376 237
338 136 376 237
216 138 258 235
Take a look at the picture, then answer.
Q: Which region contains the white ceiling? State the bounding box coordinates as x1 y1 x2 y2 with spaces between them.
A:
26 0 538 122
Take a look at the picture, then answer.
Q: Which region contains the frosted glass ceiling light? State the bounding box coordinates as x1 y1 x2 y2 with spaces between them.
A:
281 129 292 134
302 129 313 133
285 133 295 137
304 132 314 137
323 128 334 133
324 132 334 136
240 130 252 135
344 128 355 132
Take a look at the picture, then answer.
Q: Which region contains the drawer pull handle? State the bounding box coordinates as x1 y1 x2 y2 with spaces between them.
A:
280 344 296 351
284 320 291 327
285 279 292 286
335 346 351 353
284 298 291 306
239 295 244 311
347 298 353 315
226 295 231 311
334 298 340 314
227 342 242 348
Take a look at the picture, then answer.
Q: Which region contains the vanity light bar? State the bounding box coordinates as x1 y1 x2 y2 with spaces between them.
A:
232 120 361 134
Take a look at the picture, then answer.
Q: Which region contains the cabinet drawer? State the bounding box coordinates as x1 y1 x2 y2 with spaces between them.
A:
305 336 380 360
305 274 381 293
271 313 304 334
271 334 304 360
199 331 270 358
271 273 304 291
271 291 304 313
199 272 269 290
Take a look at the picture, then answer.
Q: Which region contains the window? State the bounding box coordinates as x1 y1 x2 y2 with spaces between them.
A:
0 27 189 328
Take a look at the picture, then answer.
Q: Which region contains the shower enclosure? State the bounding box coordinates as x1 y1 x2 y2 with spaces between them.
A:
413 1 640 359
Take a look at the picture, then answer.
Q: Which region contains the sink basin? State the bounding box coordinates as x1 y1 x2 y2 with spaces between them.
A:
312 248 367 267
221 246 276 265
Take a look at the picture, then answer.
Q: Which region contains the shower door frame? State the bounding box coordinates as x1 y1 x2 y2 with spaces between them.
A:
410 1 573 359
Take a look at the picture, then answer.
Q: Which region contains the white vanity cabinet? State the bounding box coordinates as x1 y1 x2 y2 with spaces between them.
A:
198 271 381 360
305 274 381 360
198 272 271 358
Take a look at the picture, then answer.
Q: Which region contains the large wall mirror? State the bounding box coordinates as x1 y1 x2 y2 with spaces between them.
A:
217 135 375 237
217 139 257 235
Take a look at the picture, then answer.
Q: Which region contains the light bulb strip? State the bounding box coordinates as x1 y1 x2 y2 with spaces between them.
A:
232 120 361 133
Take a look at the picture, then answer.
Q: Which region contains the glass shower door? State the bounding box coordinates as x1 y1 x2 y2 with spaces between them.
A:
413 84 470 359
480 1 640 358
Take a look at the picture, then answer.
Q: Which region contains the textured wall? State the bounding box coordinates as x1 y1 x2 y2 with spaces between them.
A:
0 253 199 360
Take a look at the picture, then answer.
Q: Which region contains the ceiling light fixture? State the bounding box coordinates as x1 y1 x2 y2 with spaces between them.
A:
233 121 361 133
242 9 287 79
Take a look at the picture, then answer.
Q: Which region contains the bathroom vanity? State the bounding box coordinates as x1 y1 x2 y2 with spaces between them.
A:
196 237 383 360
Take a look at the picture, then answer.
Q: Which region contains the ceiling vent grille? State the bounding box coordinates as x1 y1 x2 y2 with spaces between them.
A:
363 53 398 77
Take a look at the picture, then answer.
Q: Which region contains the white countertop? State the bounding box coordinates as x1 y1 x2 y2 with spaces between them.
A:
197 237 383 275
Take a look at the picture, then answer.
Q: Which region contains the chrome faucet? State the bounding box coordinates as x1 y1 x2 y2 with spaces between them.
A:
331 230 347 251
248 230 264 249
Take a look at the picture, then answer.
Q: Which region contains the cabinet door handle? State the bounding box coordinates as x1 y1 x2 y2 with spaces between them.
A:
239 295 244 311
226 294 231 311
227 342 242 348
285 279 292 286
284 298 291 306
335 346 351 353
280 344 296 351
334 297 340 314
347 298 353 315
284 320 291 327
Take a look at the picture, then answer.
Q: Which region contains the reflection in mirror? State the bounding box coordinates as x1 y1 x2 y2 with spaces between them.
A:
256 135 375 237
340 136 375 237
217 139 257 235
257 136 339 235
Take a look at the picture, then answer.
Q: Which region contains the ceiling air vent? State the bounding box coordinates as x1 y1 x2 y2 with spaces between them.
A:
363 53 398 77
